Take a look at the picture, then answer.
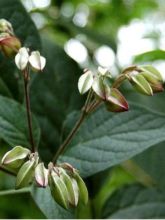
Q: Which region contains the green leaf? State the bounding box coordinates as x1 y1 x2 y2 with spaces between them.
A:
0 0 41 99
0 78 12 98
59 103 165 177
134 50 165 63
134 141 165 188
31 186 74 219
102 184 165 218
0 95 40 148
31 37 83 159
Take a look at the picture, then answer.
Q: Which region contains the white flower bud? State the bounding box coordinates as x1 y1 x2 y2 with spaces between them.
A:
15 47 29 70
29 51 46 71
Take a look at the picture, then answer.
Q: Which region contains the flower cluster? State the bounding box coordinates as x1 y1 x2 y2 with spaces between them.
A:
78 65 164 112
78 67 128 112
0 19 21 57
15 47 46 72
124 65 164 95
1 146 88 209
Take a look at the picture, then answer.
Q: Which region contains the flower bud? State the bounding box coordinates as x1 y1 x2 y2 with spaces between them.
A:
29 51 46 72
105 88 129 112
140 72 164 93
15 153 39 189
78 69 94 94
0 33 21 57
140 65 163 83
0 19 14 35
73 171 88 205
1 146 30 170
59 163 75 173
59 168 79 207
49 168 69 209
35 162 48 187
15 47 29 70
129 72 153 96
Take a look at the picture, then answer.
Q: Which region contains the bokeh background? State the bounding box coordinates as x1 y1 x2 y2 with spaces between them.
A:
1 0 165 218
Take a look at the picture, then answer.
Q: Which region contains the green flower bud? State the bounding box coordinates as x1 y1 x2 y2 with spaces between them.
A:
35 162 48 188
0 33 21 57
0 19 14 35
59 168 79 207
140 65 163 83
49 168 69 209
78 69 94 94
73 171 88 205
15 153 39 189
129 73 153 96
140 72 164 93
1 146 30 170
105 88 129 112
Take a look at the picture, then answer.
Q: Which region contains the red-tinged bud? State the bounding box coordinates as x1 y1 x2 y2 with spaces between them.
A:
0 34 21 57
0 19 14 35
105 88 129 112
139 71 164 93
59 163 76 174
35 163 48 188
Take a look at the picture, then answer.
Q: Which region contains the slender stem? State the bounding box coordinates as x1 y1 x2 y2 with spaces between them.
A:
23 69 35 152
53 110 87 163
0 165 16 176
112 74 126 88
87 100 102 114
53 90 94 163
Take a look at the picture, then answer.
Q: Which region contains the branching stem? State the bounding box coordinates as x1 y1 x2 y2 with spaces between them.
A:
53 90 96 163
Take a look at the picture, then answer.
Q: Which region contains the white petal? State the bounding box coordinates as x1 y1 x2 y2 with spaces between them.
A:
29 51 46 71
15 47 29 70
92 77 105 99
78 70 94 94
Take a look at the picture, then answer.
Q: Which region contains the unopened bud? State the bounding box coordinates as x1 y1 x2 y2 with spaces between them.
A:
15 153 39 189
35 162 48 187
0 34 21 57
1 146 30 170
140 65 163 83
49 169 69 209
105 88 129 112
73 171 88 205
59 168 79 207
78 69 94 94
140 71 164 93
129 73 153 96
0 19 14 35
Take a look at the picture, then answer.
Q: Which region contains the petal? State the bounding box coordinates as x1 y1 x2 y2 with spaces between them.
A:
78 70 94 94
15 47 29 70
29 51 46 71
35 162 48 187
